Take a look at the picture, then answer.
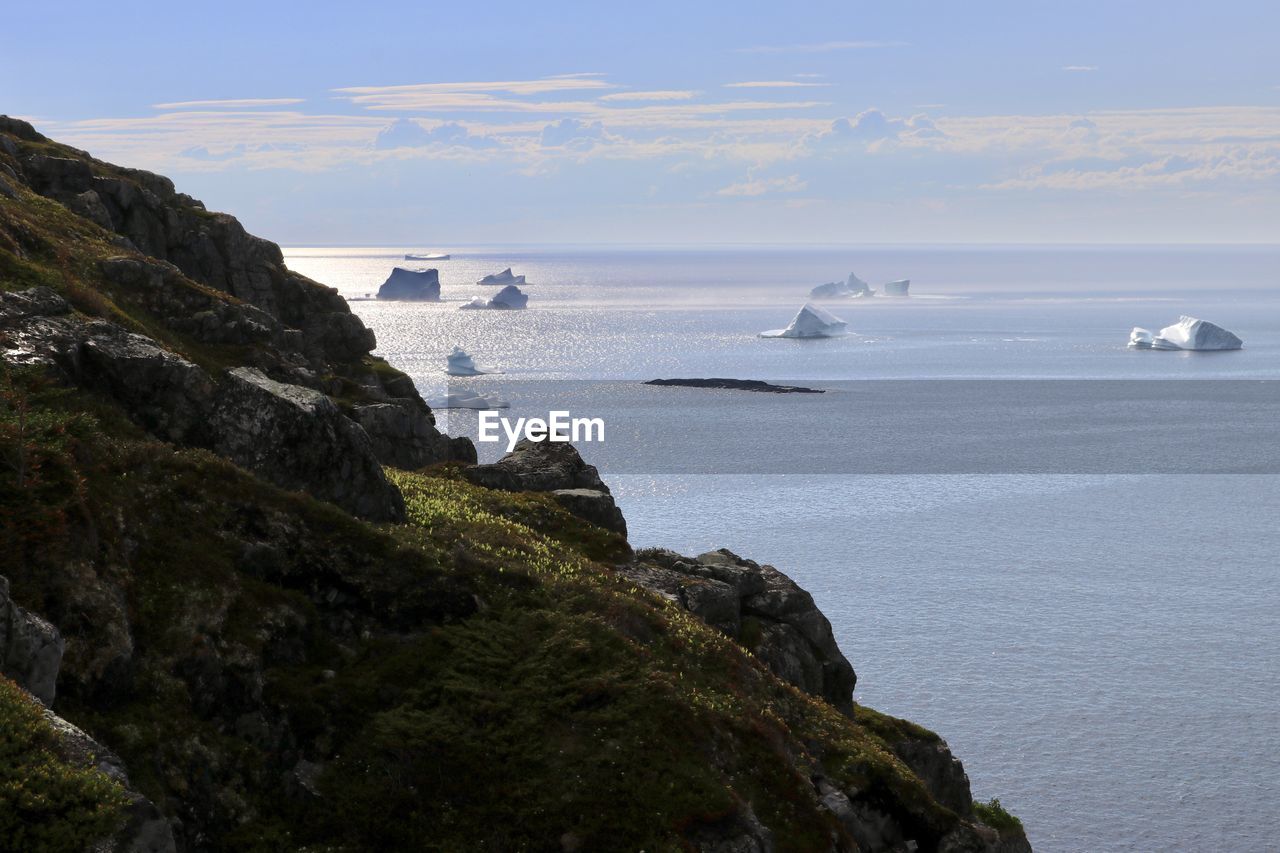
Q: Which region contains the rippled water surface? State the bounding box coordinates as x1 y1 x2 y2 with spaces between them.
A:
285 246 1280 852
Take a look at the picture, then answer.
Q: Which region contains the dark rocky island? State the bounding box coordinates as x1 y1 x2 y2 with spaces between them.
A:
646 377 826 393
0 116 1029 852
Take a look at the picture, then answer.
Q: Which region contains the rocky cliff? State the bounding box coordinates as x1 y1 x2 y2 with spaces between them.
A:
0 116 1029 853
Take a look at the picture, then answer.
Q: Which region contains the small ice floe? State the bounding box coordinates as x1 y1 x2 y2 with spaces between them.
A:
445 346 500 376
761 303 849 339
1132 316 1242 351
1128 327 1154 349
459 284 529 310
477 268 526 286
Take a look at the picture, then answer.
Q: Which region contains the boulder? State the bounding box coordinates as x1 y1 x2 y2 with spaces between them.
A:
377 267 441 301
463 440 627 536
0 576 65 706
210 368 406 522
621 548 856 713
351 400 477 468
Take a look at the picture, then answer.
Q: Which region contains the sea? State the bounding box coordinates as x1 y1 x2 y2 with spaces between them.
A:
283 245 1280 853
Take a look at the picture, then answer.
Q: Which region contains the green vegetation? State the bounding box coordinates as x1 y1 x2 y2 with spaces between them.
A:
0 678 130 853
974 798 1024 835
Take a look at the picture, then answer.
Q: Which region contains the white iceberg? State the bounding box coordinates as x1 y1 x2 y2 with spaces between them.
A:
1149 316 1243 351
458 284 528 310
445 346 500 376
376 267 441 301
427 390 510 410
761 303 849 339
810 273 873 300
477 267 527 286
1128 327 1154 349
881 279 910 297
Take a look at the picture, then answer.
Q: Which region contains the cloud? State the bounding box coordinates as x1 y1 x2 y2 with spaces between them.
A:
793 73 825 79
334 76 615 111
540 118 607 149
716 174 808 196
599 90 698 102
1062 65 1099 72
736 40 907 54
724 81 829 89
152 98 306 109
372 118 498 150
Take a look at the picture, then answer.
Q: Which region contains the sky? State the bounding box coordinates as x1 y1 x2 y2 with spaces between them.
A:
5 0 1280 245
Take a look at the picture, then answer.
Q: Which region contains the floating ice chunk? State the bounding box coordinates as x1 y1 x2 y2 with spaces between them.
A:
1150 316 1243 351
377 267 441 301
810 272 873 300
458 284 528 310
761 303 849 339
881 279 910 297
427 390 510 410
445 346 500 376
477 267 527 286
1128 327 1154 349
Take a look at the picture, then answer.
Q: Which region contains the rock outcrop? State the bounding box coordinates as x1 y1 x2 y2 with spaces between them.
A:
623 548 856 712
1 576 65 706
377 267 441 301
463 439 627 536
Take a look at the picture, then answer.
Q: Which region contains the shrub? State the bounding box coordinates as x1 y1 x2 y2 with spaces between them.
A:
0 678 130 852
974 797 1023 835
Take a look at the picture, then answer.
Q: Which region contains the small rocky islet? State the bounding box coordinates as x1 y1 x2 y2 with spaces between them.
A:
0 115 1030 852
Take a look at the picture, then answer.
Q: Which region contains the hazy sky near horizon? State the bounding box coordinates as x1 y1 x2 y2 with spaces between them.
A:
6 0 1280 244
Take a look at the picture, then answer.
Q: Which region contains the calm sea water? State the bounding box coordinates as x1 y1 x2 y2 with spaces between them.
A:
285 246 1280 852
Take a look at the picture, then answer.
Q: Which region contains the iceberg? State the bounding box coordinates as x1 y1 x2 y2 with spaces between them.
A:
376 267 441 301
1149 316 1243 351
445 346 499 376
404 252 450 260
810 272 873 300
1128 327 1154 349
477 267 527 286
881 279 910 297
459 284 529 310
761 303 849 339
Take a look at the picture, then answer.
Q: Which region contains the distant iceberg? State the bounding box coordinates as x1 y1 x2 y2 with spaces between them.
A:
881 279 910 297
404 252 450 261
477 267 527 286
1128 327 1154 349
810 273 873 300
761 303 849 339
377 267 441 301
459 284 529 310
1148 316 1242 351
445 346 499 376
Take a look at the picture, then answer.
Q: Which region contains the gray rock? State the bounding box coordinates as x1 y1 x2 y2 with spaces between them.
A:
42 706 177 853
0 576 65 705
463 440 626 536
350 400 477 469
210 368 405 522
551 488 628 537
377 267 441 301
622 548 856 713
892 736 974 817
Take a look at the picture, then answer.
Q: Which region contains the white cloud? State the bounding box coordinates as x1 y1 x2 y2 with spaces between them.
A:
152 98 305 109
599 90 699 102
373 118 498 150
724 81 829 89
716 174 807 197
540 118 607 149
1062 66 1099 73
736 40 907 54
